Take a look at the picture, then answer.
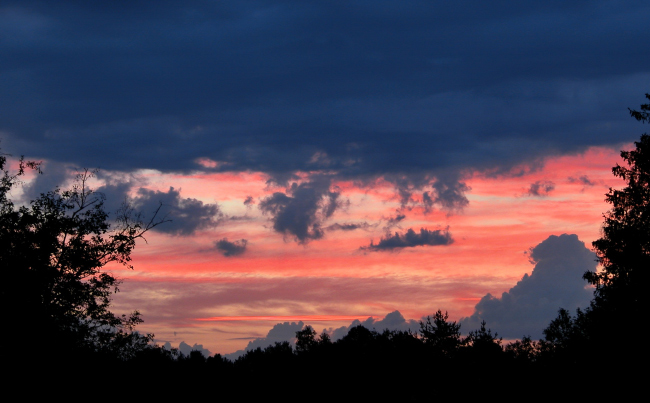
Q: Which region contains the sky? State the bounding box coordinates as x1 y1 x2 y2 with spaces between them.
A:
2 1 649 356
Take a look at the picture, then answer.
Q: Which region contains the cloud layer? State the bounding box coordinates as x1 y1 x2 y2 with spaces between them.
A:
2 1 647 190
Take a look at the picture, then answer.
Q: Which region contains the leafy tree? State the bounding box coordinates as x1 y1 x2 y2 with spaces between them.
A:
295 325 318 353
0 155 165 361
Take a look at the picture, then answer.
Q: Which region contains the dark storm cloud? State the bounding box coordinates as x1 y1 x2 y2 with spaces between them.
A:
527 180 555 196
2 1 649 191
132 187 223 235
459 234 595 339
362 227 453 251
259 178 344 243
215 238 248 257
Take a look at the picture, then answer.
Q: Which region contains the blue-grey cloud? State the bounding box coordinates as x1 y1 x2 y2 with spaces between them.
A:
94 180 138 219
384 173 470 213
259 178 344 243
459 234 596 339
243 196 255 207
568 175 596 187
225 321 304 361
326 222 373 231
224 310 418 360
431 176 470 211
162 341 212 358
215 238 248 257
132 187 223 235
2 1 648 196
329 310 420 341
527 180 555 196
383 213 406 232
20 160 71 202
362 227 453 251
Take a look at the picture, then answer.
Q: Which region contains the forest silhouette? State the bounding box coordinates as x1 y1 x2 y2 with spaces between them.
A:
2 95 648 387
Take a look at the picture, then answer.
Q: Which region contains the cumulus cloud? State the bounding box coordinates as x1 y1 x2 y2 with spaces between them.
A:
259 178 345 243
459 234 596 339
215 238 248 257
527 180 555 196
162 341 212 358
225 321 304 361
94 180 138 218
132 187 223 235
329 310 420 341
224 311 419 360
361 227 453 251
21 160 71 202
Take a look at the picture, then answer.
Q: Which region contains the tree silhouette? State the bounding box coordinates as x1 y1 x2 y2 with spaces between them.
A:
542 94 650 367
419 310 461 357
0 158 166 362
588 99 650 315
465 321 502 352
295 325 317 353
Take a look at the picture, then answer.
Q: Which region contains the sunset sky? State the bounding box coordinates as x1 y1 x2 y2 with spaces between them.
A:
2 1 649 356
